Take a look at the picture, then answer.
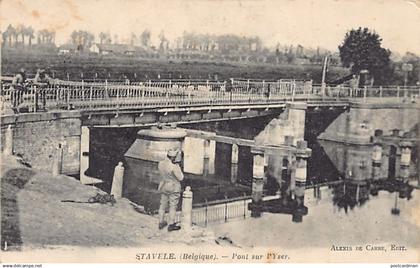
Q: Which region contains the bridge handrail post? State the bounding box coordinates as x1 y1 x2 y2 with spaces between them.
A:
33 85 37 113
105 79 108 99
262 80 265 101
292 83 295 102
363 86 367 101
116 86 120 110
397 86 400 100
141 84 145 106
66 87 70 110
90 86 93 109
379 86 382 98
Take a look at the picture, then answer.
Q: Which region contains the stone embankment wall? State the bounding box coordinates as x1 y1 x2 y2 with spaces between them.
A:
318 102 419 144
1 111 82 174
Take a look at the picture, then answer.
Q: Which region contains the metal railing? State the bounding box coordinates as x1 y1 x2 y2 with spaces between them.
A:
171 195 252 227
314 85 420 100
1 79 419 113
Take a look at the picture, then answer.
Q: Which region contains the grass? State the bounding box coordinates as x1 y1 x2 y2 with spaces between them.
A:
1 50 350 83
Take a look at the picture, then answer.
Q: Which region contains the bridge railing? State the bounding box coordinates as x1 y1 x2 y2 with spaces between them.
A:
1 80 419 113
230 78 314 97
1 81 313 112
317 85 420 100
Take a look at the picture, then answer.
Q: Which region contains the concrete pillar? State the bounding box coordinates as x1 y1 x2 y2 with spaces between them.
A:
292 182 307 223
183 137 205 175
251 151 265 217
399 142 412 182
294 141 309 197
203 139 216 174
372 165 382 181
286 102 307 145
372 142 383 167
231 143 239 164
181 186 193 229
295 157 307 184
3 125 13 155
355 183 360 203
230 163 238 184
372 141 383 181
399 142 412 167
79 126 103 185
52 143 63 176
111 162 125 199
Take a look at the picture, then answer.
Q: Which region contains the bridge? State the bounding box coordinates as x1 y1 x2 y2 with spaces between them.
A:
1 78 418 176
1 78 418 127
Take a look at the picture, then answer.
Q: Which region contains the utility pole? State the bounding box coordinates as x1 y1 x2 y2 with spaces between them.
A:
321 55 330 95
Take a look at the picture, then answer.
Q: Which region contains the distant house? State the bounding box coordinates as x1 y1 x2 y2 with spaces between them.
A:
89 43 138 56
294 57 311 65
58 44 77 54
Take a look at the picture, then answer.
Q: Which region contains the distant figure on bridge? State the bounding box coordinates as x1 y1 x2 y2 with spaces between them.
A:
11 68 28 91
349 74 359 97
34 68 53 86
11 68 29 111
34 68 54 111
157 149 184 232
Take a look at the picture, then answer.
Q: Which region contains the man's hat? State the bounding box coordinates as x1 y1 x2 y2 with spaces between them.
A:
167 148 179 158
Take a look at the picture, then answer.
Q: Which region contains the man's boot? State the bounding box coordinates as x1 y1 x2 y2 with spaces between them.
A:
159 221 168 230
167 223 181 232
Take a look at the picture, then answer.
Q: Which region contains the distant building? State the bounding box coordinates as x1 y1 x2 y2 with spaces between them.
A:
294 57 311 65
89 43 138 56
58 44 77 54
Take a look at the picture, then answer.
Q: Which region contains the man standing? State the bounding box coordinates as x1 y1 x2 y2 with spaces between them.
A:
157 149 184 231
11 68 28 111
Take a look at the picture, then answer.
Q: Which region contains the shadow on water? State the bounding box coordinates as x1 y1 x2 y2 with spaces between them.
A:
1 168 36 251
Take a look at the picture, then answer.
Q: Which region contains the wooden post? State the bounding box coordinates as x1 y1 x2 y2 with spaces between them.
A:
111 162 125 199
3 125 13 155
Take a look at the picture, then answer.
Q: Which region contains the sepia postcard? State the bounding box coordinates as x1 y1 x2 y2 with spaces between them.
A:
0 0 419 266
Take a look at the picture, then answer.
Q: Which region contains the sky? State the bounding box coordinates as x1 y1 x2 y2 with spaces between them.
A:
1 0 420 54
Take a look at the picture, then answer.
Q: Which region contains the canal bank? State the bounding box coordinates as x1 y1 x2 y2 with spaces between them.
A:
0 154 216 250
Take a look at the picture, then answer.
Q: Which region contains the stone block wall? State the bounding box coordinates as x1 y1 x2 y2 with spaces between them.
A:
1 111 82 174
318 102 419 144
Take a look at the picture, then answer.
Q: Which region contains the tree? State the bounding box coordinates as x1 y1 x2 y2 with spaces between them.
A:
4 24 16 47
339 27 392 85
26 26 34 46
140 29 151 48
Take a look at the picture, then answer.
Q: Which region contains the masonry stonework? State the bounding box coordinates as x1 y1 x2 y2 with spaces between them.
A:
1 111 82 174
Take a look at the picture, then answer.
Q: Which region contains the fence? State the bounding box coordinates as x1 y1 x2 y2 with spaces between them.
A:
2 78 419 113
0 80 312 112
230 78 314 97
171 195 252 227
314 85 420 100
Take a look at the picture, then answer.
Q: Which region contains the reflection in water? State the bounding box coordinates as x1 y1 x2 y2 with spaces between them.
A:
88 127 418 223
319 140 417 214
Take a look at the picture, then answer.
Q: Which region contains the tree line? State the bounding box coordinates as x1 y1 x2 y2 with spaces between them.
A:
2 24 55 48
2 24 419 85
